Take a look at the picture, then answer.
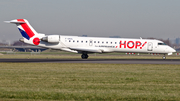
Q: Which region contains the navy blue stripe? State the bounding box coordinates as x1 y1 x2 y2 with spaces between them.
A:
18 28 30 40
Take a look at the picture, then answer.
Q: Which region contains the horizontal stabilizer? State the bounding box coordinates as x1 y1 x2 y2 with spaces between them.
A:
4 20 26 24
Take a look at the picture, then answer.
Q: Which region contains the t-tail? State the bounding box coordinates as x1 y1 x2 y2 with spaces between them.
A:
5 19 38 40
5 19 45 46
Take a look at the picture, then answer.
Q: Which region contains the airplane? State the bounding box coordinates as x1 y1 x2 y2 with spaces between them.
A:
5 19 176 59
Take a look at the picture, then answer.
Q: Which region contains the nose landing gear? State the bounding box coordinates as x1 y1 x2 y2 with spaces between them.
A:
162 54 166 60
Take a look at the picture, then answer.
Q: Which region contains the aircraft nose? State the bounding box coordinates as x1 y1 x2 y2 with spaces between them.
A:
170 48 176 53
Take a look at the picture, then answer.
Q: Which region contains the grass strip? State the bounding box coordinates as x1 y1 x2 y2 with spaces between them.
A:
0 63 180 100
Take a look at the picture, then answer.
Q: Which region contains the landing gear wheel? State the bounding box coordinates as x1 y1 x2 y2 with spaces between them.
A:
162 55 166 60
81 54 89 59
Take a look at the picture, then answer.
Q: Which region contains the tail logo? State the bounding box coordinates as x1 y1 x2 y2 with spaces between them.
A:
17 19 35 40
18 28 31 40
33 38 40 45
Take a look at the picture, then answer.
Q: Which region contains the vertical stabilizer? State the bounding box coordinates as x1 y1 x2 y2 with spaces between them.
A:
5 19 38 40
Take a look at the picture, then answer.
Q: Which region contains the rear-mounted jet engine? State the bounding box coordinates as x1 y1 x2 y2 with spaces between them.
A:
41 35 60 43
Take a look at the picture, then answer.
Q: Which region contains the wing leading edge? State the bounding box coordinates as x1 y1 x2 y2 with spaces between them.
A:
69 47 103 53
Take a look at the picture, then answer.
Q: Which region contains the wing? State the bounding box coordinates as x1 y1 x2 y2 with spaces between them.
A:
69 47 103 53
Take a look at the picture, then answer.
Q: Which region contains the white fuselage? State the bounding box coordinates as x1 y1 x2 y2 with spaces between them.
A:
24 35 176 54
6 19 176 59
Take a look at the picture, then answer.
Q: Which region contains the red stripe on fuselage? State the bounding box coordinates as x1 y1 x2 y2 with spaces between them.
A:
17 19 35 38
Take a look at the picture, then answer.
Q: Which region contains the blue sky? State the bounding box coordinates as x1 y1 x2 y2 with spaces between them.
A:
0 0 180 41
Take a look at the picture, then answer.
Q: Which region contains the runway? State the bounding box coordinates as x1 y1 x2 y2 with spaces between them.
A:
0 59 179 64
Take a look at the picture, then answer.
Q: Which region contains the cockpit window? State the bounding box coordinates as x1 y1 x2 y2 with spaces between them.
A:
158 43 166 45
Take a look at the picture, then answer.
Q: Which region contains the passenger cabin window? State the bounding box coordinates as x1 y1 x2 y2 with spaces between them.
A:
77 40 79 43
86 41 88 43
94 41 96 43
158 43 166 45
81 41 83 43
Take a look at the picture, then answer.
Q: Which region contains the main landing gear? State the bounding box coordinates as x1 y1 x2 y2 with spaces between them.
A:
162 54 166 60
81 53 89 59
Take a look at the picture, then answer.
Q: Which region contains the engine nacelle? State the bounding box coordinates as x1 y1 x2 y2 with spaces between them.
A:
41 35 60 43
